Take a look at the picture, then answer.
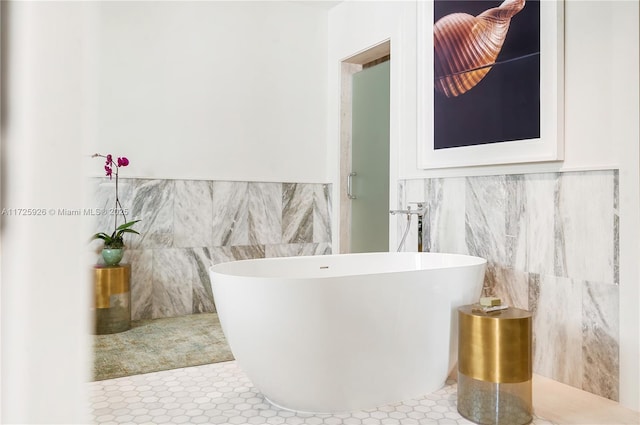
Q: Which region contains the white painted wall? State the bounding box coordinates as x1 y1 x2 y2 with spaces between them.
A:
328 0 639 411
1 1 92 423
89 1 329 183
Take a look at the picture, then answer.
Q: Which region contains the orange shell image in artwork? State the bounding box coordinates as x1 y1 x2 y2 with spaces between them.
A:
434 0 526 98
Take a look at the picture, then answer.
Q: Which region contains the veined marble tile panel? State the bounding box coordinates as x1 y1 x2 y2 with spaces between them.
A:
212 181 249 247
282 183 314 244
265 243 332 258
505 175 526 268
152 249 194 319
483 263 529 310
190 247 216 314
582 281 619 400
428 178 467 255
528 273 540 319
91 177 333 320
531 275 583 389
465 175 507 264
481 262 499 298
403 178 426 205
248 182 282 245
91 179 116 237
555 172 615 285
312 184 332 243
522 174 556 275
129 179 174 249
210 245 266 265
123 249 153 321
174 180 213 248
409 170 619 401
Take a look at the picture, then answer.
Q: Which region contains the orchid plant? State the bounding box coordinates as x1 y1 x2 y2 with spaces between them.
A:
91 153 140 249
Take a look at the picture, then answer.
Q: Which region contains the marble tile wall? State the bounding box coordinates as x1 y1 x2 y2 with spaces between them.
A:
398 170 619 401
90 178 332 320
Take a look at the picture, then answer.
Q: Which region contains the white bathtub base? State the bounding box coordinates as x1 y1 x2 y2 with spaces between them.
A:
263 377 448 415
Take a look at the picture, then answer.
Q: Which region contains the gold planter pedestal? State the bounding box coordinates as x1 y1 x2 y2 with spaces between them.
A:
93 264 131 334
457 304 533 425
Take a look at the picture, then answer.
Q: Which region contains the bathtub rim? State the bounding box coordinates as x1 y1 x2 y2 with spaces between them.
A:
209 251 487 280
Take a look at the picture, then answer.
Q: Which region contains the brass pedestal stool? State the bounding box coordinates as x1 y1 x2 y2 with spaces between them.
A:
457 304 533 425
93 264 131 334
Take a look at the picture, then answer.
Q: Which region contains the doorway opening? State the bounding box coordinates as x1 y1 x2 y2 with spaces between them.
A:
339 40 391 253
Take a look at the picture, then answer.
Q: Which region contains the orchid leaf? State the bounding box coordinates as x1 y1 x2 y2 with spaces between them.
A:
116 220 141 231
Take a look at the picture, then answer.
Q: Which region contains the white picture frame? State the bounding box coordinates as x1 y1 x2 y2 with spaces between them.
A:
417 0 564 169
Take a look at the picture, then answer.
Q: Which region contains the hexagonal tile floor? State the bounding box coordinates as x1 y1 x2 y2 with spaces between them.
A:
88 360 556 424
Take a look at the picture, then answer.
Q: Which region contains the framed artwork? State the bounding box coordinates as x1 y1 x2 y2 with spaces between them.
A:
417 0 564 169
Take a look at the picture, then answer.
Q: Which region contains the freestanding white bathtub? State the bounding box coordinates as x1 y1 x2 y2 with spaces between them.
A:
209 252 486 414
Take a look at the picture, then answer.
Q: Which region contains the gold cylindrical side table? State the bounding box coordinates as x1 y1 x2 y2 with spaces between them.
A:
93 264 131 334
457 304 532 425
